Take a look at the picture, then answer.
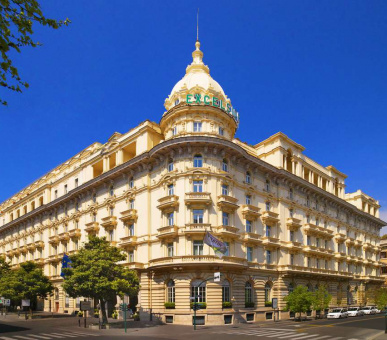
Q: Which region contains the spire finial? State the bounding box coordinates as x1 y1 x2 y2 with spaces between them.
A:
197 8 199 41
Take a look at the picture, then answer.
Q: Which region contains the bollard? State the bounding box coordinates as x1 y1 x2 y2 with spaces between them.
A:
78 318 81 327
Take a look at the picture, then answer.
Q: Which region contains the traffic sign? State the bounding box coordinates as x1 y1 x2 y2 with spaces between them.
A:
21 299 30 307
4 299 10 306
272 298 278 309
214 272 221 282
80 301 91 311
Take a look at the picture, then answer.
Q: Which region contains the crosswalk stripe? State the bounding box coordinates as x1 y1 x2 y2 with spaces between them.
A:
40 334 65 338
28 335 53 339
58 334 86 338
49 334 78 338
259 328 298 331
0 337 15 340
278 333 309 339
310 336 331 340
267 332 296 338
291 335 320 340
64 332 99 337
14 336 51 340
326 338 344 340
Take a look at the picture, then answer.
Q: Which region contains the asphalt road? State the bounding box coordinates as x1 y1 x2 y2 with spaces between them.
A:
0 314 386 340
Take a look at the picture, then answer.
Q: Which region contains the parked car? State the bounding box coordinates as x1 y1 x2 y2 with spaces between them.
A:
327 308 348 319
361 306 376 315
347 307 364 317
371 306 380 314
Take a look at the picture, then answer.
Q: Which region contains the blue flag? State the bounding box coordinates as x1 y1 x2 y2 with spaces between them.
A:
60 253 71 278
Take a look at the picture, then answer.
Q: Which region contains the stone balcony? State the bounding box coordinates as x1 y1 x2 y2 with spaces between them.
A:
157 225 179 239
100 216 118 230
48 235 60 245
20 245 28 254
35 258 45 266
182 223 212 235
85 221 100 234
58 232 70 242
35 240 45 248
346 237 355 246
214 225 239 239
157 196 179 212
185 192 212 207
123 262 144 270
217 195 239 213
363 243 373 251
6 250 14 258
27 242 36 251
334 251 347 259
354 239 363 247
68 228 81 239
304 224 334 238
261 211 279 224
241 232 262 244
279 264 353 278
286 217 302 230
241 204 261 220
334 233 346 242
119 209 138 223
261 236 280 249
119 235 138 248
47 254 60 263
284 241 303 251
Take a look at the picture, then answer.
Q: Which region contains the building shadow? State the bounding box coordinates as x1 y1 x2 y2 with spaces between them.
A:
0 323 30 333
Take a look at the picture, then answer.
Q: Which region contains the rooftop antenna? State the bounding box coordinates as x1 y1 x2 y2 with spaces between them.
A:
197 8 199 41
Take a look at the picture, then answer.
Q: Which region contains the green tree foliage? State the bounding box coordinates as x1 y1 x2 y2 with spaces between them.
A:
0 0 70 105
62 236 139 324
0 261 53 313
283 285 313 320
311 284 332 316
0 255 10 276
373 287 387 310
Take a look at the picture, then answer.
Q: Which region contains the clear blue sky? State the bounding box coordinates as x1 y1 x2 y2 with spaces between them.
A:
1 1 386 231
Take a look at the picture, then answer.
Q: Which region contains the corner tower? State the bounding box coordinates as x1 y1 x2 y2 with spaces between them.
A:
160 40 239 141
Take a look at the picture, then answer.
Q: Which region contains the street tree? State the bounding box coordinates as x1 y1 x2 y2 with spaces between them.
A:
0 0 70 105
283 285 313 320
0 255 10 276
0 261 53 314
311 284 332 317
62 236 139 324
373 287 387 310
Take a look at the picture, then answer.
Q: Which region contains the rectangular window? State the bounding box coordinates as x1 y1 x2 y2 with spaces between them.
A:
316 259 320 269
167 185 174 196
75 178 78 188
172 126 177 136
290 230 294 242
193 180 203 193
55 190 58 199
128 224 134 236
245 195 251 205
247 247 253 262
265 225 271 237
307 236 311 246
218 127 224 136
325 260 328 270
109 229 114 242
316 238 320 248
193 122 202 132
246 220 252 233
64 184 68 194
168 212 174 226
221 184 229 196
128 251 134 262
224 242 230 256
74 240 78 251
289 209 294 218
110 207 114 216
193 210 204 224
307 257 311 267
222 212 229 226
266 250 271 264
290 254 294 266
167 243 174 257
265 202 271 211
168 161 174 172
193 241 203 255
130 200 135 209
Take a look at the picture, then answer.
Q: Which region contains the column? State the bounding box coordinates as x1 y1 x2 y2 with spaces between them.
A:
116 149 124 166
103 157 110 172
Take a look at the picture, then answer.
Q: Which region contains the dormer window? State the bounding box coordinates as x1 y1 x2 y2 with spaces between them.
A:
193 122 202 132
222 159 228 172
174 99 179 106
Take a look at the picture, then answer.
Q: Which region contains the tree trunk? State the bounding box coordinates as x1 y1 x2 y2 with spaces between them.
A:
29 306 33 318
100 299 108 324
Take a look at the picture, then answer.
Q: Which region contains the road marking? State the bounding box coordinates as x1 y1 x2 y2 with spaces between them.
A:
13 336 52 340
326 338 344 340
28 335 53 339
40 334 65 338
0 337 17 340
291 335 320 340
310 336 331 340
267 332 297 338
65 332 100 337
259 328 298 331
49 334 79 338
278 334 309 339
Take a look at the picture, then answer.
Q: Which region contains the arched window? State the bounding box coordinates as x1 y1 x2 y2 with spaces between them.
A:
222 159 228 172
288 283 294 294
168 159 174 172
246 171 251 184
245 282 253 304
265 282 272 303
222 280 230 303
193 154 203 168
167 280 175 303
191 279 206 303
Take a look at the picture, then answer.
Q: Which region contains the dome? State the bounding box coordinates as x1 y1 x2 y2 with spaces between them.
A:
164 41 231 111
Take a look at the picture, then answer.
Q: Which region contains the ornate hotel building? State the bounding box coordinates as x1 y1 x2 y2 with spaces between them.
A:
0 39 385 325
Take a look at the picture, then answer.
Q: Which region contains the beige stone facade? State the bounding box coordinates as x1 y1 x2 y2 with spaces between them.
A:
0 40 385 325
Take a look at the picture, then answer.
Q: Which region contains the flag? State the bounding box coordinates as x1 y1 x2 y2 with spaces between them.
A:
60 253 71 278
204 232 227 258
